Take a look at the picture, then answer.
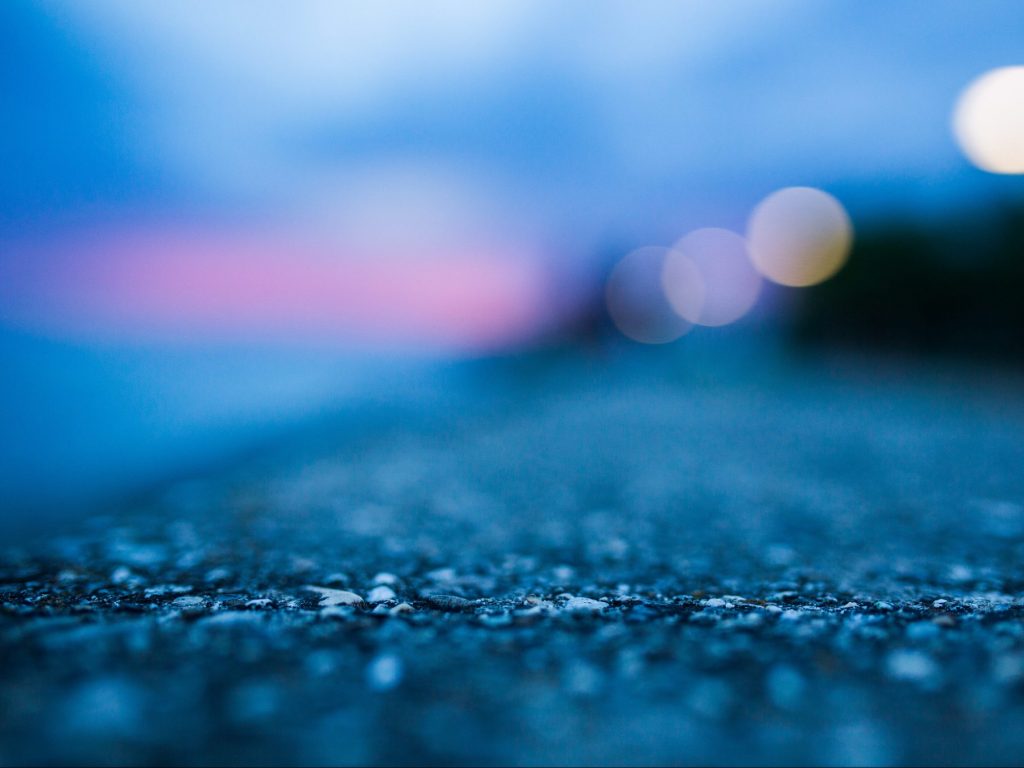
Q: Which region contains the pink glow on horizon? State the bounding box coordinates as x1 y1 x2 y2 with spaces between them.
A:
0 225 555 352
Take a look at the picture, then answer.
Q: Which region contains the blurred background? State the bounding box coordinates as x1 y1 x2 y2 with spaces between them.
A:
2 0 1024 522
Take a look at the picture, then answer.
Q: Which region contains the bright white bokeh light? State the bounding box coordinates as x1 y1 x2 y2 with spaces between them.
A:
747 187 853 288
954 66 1024 174
606 246 693 344
663 228 760 327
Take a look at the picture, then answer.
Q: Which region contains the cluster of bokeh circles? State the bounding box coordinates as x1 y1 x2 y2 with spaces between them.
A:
607 62 1024 345
605 186 853 344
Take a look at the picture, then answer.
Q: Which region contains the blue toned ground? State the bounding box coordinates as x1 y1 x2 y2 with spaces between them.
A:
4 350 1024 766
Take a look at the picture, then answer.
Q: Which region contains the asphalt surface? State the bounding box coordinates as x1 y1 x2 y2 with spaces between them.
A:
4 350 1024 766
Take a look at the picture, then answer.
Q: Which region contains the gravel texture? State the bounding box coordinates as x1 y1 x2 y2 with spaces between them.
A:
4 352 1024 766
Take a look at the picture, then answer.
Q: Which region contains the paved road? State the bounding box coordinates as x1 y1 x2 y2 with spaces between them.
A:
4 350 1024 765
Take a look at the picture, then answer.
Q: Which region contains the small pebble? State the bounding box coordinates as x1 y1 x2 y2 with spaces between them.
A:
367 586 397 603
524 596 555 608
424 595 472 612
564 596 608 612
304 586 363 606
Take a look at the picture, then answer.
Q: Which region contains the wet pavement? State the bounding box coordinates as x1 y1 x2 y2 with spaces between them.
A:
4 352 1024 765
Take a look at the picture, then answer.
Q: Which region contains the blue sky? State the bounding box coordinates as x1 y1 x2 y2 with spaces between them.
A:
3 1 1023 245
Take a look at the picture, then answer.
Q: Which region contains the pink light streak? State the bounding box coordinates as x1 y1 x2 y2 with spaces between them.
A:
0 225 555 353
0 224 561 354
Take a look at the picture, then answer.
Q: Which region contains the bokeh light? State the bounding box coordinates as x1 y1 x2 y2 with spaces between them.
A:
660 249 704 327
953 66 1024 174
746 187 853 288
605 246 692 344
663 228 761 327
